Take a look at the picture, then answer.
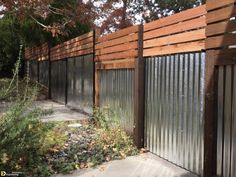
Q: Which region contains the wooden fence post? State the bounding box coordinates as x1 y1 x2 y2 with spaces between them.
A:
37 60 39 83
48 43 52 99
204 50 217 177
93 30 96 106
133 24 145 148
65 58 68 105
94 29 101 108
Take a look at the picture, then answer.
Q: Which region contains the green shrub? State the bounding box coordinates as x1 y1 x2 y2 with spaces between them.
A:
91 107 138 161
0 49 60 176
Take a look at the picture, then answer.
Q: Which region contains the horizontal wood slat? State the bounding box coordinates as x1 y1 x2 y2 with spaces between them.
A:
25 43 48 61
144 16 206 40
50 31 94 60
51 48 93 61
96 42 138 55
206 0 236 65
207 49 236 65
95 50 138 61
206 20 236 36
207 0 236 11
51 43 93 57
144 5 206 32
95 33 138 50
206 34 236 49
95 25 139 63
207 5 236 24
97 25 139 43
96 59 135 70
143 5 206 57
144 41 205 57
144 29 205 48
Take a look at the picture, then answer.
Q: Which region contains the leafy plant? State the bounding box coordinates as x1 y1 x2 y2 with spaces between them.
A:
0 49 60 177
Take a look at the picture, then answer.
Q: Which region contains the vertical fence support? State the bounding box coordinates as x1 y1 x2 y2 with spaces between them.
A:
204 50 217 177
95 69 100 108
93 29 96 106
133 24 145 148
65 58 68 105
37 60 40 83
94 29 101 108
48 43 52 99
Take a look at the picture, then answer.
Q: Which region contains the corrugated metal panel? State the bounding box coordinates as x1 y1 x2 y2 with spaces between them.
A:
51 60 66 104
145 52 205 175
100 69 134 134
217 65 236 177
67 55 94 114
29 60 38 82
39 60 49 88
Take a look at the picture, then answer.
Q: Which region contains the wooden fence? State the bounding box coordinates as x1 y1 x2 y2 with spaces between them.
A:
24 1 236 176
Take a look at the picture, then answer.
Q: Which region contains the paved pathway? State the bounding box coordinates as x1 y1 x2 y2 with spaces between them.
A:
53 153 198 177
35 100 88 122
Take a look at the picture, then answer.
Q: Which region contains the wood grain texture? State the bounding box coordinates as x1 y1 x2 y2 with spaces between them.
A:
95 50 138 61
95 33 138 49
95 69 100 107
206 20 236 37
96 59 135 69
207 5 236 24
207 0 236 11
144 41 205 57
144 29 205 49
96 42 138 55
144 16 206 40
144 5 206 32
97 25 139 43
206 34 236 49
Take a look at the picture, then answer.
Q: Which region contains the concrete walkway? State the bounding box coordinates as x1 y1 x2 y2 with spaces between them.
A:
35 100 88 122
53 153 198 177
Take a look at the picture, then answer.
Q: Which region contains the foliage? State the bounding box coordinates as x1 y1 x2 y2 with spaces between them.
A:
45 108 138 175
0 0 94 37
0 54 61 176
0 14 89 77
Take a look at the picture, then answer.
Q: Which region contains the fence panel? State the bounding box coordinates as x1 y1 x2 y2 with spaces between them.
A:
67 54 94 114
51 60 66 104
28 60 38 82
145 52 205 175
217 65 236 177
39 60 49 88
100 69 134 134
